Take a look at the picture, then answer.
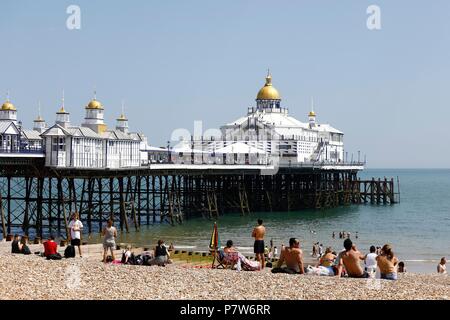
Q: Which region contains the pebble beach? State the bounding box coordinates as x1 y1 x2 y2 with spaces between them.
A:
0 242 449 300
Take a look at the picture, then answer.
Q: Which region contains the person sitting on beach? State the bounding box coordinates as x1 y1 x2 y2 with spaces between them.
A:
437 257 447 274
317 247 336 268
222 240 259 271
364 246 378 276
336 239 369 278
398 261 406 273
11 234 22 254
43 235 62 259
376 244 399 280
121 245 134 264
20 236 31 255
224 240 237 253
272 238 305 274
149 240 170 266
102 219 117 263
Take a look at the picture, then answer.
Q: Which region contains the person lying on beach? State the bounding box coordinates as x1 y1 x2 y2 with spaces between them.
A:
376 244 399 280
11 234 22 254
336 239 369 278
271 238 304 274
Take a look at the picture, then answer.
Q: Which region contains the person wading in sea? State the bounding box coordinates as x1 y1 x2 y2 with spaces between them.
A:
252 219 266 270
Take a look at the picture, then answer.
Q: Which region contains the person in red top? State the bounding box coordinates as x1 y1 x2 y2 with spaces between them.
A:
43 235 58 258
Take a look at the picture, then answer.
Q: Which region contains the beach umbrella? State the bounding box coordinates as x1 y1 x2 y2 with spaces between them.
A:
209 222 220 250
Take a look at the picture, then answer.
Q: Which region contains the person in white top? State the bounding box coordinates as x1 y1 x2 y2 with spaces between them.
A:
437 257 447 274
68 212 84 258
364 245 378 277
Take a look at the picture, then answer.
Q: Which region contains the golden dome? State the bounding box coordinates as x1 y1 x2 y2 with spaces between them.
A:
117 113 127 121
256 73 281 100
34 115 45 122
57 106 68 114
1 101 16 111
86 99 104 109
309 111 316 117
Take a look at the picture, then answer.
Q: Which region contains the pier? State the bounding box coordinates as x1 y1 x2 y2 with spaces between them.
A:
0 155 398 239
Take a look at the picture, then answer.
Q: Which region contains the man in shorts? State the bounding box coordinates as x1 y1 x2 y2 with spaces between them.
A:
69 212 84 258
252 219 266 269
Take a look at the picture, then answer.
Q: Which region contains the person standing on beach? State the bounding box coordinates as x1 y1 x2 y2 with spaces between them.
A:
69 212 84 258
252 219 266 269
318 244 324 257
102 219 117 263
437 257 446 274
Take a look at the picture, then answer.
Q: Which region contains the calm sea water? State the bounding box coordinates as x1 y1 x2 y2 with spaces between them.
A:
89 169 450 274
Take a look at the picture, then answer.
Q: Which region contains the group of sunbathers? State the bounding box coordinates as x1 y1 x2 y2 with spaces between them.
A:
222 234 403 280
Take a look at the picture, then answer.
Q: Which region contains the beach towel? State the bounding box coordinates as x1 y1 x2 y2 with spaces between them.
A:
306 265 334 276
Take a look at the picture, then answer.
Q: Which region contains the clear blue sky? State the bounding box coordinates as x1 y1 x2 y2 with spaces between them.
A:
1 0 449 168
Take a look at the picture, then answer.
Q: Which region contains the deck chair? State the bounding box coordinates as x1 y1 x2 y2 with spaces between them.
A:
212 250 239 269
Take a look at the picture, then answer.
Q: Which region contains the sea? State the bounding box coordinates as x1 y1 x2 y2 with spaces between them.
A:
88 168 450 274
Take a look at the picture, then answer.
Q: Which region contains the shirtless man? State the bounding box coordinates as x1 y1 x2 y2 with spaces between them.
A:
272 238 304 274
336 238 369 278
252 219 266 269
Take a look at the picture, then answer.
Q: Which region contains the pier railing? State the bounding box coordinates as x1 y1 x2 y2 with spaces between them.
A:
0 147 44 154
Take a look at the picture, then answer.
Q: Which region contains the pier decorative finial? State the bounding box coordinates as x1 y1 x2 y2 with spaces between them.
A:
38 100 41 116
6 90 10 102
121 99 125 115
62 89 65 108
311 96 314 112
94 86 97 100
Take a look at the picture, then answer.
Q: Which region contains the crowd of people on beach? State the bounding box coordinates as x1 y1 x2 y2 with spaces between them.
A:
6 215 449 277
7 212 172 267
218 219 449 279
